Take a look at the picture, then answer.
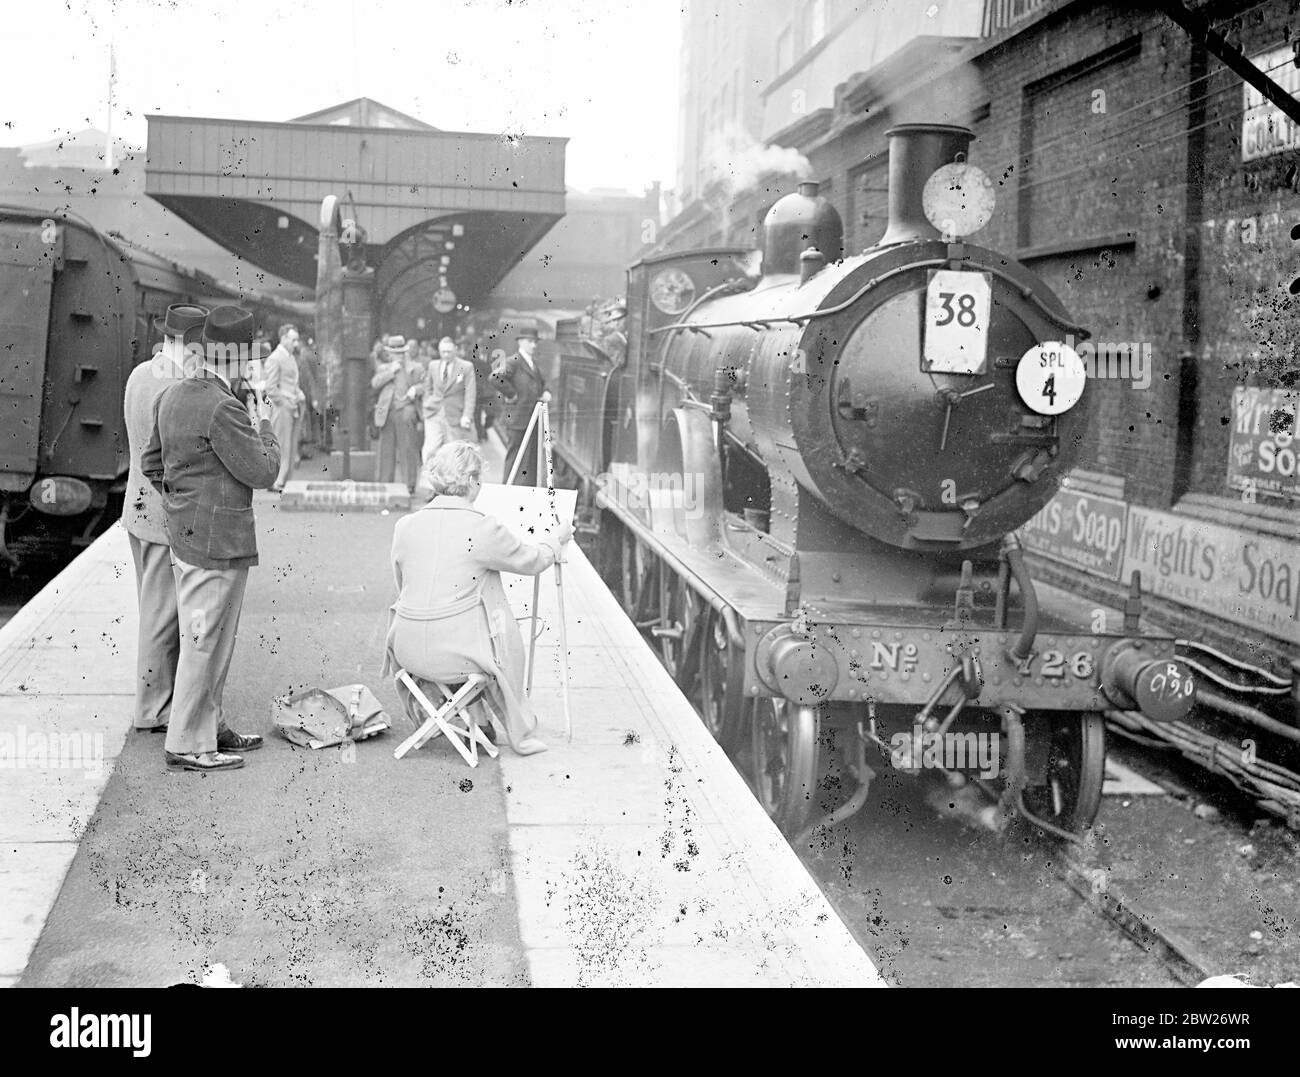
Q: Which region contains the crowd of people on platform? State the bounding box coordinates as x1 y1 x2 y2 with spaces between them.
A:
368 323 551 491
121 304 570 774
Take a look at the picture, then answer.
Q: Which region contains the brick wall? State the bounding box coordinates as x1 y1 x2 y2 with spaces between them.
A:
1190 2 1300 500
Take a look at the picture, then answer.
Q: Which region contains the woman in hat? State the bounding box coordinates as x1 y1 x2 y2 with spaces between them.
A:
383 441 572 755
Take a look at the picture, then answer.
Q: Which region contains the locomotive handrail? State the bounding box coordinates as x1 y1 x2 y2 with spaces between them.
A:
647 256 1090 339
593 482 745 652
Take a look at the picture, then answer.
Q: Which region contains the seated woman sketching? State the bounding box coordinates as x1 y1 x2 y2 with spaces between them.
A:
383 440 572 755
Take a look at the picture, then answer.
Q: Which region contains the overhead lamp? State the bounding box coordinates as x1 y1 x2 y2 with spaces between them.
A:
445 241 455 251
452 224 464 237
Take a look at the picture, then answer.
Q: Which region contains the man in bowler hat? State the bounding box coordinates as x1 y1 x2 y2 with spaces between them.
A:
142 306 280 772
492 324 549 484
123 303 207 733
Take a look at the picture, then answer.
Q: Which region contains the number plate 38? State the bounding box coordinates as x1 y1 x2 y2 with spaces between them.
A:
923 269 992 374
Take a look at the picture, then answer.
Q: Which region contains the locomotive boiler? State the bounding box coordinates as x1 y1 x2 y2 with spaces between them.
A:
551 125 1196 836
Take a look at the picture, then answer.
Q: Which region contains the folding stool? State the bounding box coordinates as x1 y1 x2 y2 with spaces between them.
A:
393 669 500 767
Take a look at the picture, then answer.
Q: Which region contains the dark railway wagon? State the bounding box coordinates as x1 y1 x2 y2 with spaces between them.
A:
0 206 308 570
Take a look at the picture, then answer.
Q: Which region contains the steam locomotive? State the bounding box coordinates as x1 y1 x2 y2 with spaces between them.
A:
549 125 1197 837
0 205 308 572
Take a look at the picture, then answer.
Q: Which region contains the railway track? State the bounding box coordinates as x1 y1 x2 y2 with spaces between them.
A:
774 738 1212 987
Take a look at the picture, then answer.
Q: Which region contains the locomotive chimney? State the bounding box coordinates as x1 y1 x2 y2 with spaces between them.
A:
879 124 974 246
762 180 843 277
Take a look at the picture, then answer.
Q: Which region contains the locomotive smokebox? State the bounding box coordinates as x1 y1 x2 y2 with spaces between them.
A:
762 181 843 276
879 124 974 245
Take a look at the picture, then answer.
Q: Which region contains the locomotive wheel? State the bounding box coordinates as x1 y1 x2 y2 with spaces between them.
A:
698 607 744 752
619 529 651 622
1022 712 1106 834
657 574 702 677
750 697 820 833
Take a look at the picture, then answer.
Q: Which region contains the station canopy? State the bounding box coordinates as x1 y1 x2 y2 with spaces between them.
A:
145 99 566 326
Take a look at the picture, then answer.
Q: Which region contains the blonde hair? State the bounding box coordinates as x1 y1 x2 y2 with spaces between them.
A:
427 441 483 497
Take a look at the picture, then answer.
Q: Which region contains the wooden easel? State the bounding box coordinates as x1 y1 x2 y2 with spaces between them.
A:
504 400 572 739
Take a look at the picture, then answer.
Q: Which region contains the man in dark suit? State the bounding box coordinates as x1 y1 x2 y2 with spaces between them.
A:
142 306 281 773
491 324 549 485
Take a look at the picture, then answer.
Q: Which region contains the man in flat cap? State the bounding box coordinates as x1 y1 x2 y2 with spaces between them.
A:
142 306 280 772
492 323 549 485
122 303 207 734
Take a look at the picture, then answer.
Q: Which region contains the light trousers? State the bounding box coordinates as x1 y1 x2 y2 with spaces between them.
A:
165 555 249 756
128 534 179 730
378 405 421 488
271 402 296 487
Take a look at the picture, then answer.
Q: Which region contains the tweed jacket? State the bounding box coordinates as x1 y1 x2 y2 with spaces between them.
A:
141 375 281 570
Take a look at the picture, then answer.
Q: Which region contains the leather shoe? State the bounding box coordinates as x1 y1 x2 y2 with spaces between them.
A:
166 750 244 772
217 728 263 752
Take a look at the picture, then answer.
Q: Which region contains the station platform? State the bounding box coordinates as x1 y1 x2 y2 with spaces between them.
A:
0 477 883 987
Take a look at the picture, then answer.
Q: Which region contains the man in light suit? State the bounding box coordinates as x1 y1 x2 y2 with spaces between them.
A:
417 336 477 475
371 334 424 490
122 303 207 733
142 306 280 773
263 323 304 491
491 324 549 485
